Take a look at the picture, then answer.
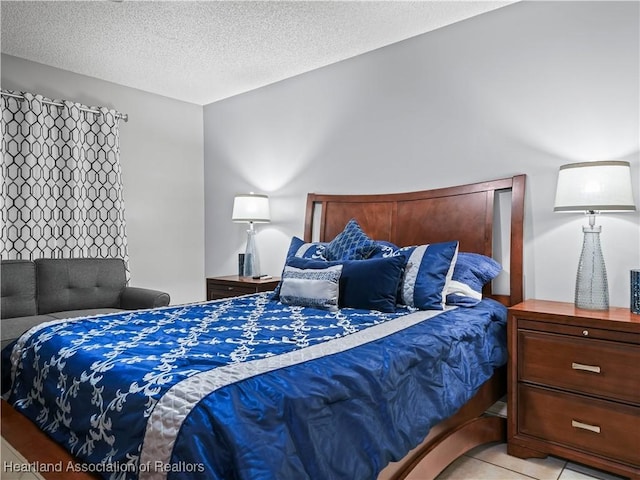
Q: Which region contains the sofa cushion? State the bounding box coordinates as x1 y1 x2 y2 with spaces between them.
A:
1 260 37 319
1 314 56 349
35 258 126 314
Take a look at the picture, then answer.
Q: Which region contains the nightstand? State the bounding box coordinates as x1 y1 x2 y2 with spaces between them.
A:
206 275 280 301
507 300 640 479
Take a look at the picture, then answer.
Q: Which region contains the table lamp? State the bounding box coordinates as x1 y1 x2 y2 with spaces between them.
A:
554 161 636 310
232 193 270 277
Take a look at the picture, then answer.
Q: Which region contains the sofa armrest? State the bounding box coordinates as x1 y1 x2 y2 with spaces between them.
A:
120 287 170 309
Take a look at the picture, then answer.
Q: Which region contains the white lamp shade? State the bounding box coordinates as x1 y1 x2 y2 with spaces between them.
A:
232 193 271 223
554 161 636 212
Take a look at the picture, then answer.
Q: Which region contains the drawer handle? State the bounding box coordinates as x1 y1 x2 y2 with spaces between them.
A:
227 286 235 291
572 420 601 434
571 362 601 374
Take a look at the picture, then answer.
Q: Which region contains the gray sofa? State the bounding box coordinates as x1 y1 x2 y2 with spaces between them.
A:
1 258 170 349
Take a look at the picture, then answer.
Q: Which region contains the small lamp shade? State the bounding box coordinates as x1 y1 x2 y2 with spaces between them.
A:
232 194 271 223
554 161 636 213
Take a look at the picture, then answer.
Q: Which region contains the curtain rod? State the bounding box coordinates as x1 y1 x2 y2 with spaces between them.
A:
1 91 128 122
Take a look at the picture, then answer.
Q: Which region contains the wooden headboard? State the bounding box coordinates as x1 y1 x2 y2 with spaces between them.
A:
304 175 526 307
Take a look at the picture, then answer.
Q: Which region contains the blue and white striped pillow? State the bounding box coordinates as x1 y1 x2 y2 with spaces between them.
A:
285 236 328 260
395 241 459 310
368 240 399 259
279 264 342 311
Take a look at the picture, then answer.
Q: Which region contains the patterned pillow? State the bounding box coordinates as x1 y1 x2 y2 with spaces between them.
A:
279 264 342 311
286 256 405 313
272 237 328 299
446 252 502 307
395 241 459 310
324 219 376 261
368 240 399 259
285 236 327 260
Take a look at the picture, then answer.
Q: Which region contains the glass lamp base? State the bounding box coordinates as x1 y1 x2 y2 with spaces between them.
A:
575 225 609 310
242 227 260 277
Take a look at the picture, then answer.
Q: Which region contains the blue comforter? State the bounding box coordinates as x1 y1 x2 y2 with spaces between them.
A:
3 294 507 480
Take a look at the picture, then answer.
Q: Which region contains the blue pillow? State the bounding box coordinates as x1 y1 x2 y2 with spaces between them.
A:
285 236 327 260
285 256 405 313
279 264 342 311
446 252 502 307
395 241 459 310
368 240 399 259
324 219 376 261
273 237 329 299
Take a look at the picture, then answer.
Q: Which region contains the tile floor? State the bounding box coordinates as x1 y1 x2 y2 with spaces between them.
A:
1 435 626 480
1 437 45 480
436 442 626 480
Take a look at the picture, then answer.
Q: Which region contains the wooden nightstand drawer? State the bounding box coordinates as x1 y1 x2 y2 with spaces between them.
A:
206 276 280 301
519 385 640 466
518 318 640 344
209 283 259 298
518 330 640 404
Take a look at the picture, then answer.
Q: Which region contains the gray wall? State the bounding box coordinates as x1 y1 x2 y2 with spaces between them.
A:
2 54 205 305
204 1 639 308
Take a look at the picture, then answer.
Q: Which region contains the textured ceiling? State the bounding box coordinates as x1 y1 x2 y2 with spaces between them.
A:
1 1 513 105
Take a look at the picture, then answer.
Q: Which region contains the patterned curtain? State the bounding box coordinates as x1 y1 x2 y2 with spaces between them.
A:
1 90 129 271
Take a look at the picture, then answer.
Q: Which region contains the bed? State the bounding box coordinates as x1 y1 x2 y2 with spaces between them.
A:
1 174 526 480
